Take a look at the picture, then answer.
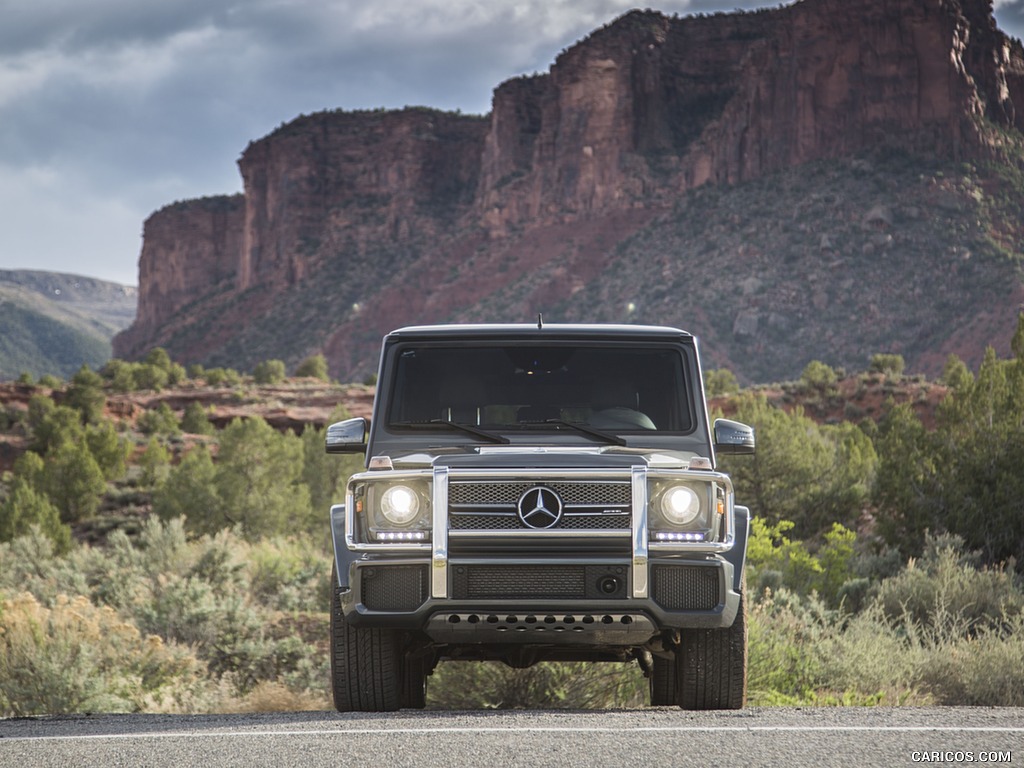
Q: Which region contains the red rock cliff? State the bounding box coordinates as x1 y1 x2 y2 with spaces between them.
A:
115 195 244 355
477 0 1024 233
236 109 488 290
114 0 1024 379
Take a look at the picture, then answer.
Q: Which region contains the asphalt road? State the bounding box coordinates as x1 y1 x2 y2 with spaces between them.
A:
1 707 1021 768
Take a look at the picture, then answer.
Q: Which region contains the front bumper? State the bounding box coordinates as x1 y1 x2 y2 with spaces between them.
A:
330 465 749 643
337 551 740 642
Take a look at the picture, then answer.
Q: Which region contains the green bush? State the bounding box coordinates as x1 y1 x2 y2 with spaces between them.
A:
800 360 838 391
26 395 82 454
247 537 331 613
294 354 329 381
40 440 107 523
203 368 242 387
180 401 215 435
0 520 333 712
704 367 740 396
85 420 131 481
65 365 106 424
253 360 286 385
869 353 905 376
428 661 646 709
138 437 172 488
137 403 181 437
873 534 1024 635
0 592 204 716
0 479 71 554
719 395 876 533
917 614 1024 706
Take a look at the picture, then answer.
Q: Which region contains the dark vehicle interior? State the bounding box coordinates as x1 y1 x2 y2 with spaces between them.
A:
386 344 695 434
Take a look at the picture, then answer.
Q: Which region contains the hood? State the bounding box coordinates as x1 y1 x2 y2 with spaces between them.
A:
390 445 698 471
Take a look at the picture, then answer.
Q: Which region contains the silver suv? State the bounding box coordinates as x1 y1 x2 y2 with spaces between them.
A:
326 324 754 710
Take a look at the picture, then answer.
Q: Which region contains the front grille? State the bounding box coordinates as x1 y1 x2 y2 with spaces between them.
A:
651 565 721 611
361 565 429 612
452 564 628 600
448 480 631 531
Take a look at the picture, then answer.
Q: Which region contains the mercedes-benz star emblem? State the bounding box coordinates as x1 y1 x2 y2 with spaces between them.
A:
517 486 564 529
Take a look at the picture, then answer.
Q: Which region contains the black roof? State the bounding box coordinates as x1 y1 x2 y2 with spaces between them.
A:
384 323 694 342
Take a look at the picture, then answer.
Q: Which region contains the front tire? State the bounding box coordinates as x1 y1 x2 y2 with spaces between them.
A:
676 590 747 710
330 566 403 712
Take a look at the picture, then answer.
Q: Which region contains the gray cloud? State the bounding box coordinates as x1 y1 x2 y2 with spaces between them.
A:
1 0 1022 285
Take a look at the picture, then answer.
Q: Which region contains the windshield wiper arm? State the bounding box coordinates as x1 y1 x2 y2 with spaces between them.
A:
392 419 510 444
542 419 628 447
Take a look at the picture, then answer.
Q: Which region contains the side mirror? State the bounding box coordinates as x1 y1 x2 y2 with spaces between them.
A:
713 418 755 455
326 417 368 454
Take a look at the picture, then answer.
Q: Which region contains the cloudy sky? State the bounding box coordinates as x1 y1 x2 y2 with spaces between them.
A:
2 0 1023 287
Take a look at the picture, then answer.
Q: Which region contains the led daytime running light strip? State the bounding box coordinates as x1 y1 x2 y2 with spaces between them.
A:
375 531 429 541
653 531 706 542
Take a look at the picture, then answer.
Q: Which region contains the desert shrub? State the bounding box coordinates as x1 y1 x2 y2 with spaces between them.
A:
747 589 930 706
207 417 312 540
705 367 740 396
65 365 106 423
137 402 181 437
85 419 131 481
144 348 186 388
0 529 83 605
873 534 1023 635
747 518 824 597
152 447 221 532
138 437 172 487
26 395 83 454
247 537 332 613
813 603 925 705
719 395 875 533
101 359 138 392
180 401 215 435
916 613 1024 706
0 592 204 716
203 367 242 387
294 354 329 381
800 360 838 391
0 472 71 554
869 353 905 376
745 589 827 704
0 521 333 713
130 362 169 392
428 660 646 709
253 359 286 385
301 421 362 526
40 440 107 523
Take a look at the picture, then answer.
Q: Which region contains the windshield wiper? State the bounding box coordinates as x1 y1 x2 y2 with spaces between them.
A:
538 419 628 447
392 419 510 444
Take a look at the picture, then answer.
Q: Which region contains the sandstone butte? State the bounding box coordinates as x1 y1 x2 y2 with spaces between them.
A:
114 0 1024 384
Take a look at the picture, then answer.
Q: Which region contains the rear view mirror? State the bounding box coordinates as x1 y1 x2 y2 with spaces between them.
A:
326 417 368 453
713 418 755 455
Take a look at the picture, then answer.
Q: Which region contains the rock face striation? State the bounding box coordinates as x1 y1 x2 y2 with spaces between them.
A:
115 0 1024 383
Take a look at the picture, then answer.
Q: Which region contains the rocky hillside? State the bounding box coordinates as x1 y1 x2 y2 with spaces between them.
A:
0 271 137 380
114 0 1024 385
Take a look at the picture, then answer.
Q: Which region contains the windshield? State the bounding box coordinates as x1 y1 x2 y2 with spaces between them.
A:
385 343 694 434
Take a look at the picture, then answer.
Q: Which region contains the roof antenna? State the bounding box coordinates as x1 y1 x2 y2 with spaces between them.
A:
537 313 544 329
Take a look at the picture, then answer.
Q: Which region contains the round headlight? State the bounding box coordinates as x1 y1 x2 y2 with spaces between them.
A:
380 485 420 525
660 485 701 526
